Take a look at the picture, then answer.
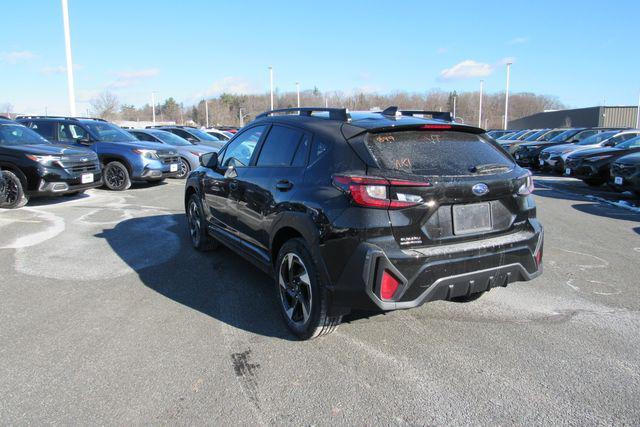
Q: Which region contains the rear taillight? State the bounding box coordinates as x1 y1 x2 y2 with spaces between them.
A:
332 175 431 209
380 270 400 300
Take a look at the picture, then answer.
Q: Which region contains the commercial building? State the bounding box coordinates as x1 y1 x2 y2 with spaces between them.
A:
508 106 639 129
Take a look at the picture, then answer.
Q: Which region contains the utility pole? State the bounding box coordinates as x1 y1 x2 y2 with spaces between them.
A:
453 95 457 120
503 62 512 130
151 91 157 124
239 108 244 128
269 66 274 110
478 80 484 128
296 82 300 108
636 92 640 128
204 99 209 128
61 0 76 116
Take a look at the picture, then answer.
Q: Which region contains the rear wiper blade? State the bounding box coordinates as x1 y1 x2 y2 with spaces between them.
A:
469 163 511 173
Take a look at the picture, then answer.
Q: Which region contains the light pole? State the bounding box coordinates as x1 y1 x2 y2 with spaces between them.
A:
453 95 457 120
296 82 300 108
636 92 640 128
478 80 484 128
151 91 157 124
204 99 209 128
503 62 512 130
61 0 76 116
269 66 274 110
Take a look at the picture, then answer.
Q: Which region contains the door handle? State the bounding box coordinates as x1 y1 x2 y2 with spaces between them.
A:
276 180 293 191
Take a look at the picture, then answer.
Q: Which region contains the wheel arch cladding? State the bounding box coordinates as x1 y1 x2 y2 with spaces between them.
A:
102 156 132 174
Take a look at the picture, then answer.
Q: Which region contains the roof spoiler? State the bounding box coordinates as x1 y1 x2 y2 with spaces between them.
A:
380 106 452 122
256 107 351 122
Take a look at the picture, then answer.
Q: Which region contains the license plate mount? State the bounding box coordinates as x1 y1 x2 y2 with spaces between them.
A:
614 176 623 185
565 168 571 175
170 164 178 172
81 173 94 184
452 202 493 236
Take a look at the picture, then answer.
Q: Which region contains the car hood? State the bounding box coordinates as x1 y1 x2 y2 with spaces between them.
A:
568 146 621 159
102 139 169 150
5 144 95 157
542 143 576 153
615 152 640 165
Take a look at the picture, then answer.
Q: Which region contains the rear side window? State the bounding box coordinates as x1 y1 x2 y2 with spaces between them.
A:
29 121 56 140
256 125 304 167
366 131 513 176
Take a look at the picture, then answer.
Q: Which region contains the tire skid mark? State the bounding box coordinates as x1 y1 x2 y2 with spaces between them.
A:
231 349 261 410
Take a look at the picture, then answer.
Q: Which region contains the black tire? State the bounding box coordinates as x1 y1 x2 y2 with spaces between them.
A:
450 291 485 303
176 158 190 179
584 178 604 187
186 193 218 251
0 170 29 209
276 238 341 340
103 161 131 191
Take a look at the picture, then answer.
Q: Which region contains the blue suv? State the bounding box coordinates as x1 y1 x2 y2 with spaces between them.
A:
17 116 180 190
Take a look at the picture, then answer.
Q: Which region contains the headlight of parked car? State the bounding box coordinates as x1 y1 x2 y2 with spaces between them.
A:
26 154 63 167
132 149 160 160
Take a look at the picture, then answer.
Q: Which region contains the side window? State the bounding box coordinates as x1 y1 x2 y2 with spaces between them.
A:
256 125 305 167
308 138 329 165
172 129 194 140
220 126 266 167
58 123 88 142
29 121 56 140
292 135 310 167
133 132 155 142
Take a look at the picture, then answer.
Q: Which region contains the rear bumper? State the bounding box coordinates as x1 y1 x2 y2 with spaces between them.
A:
329 224 543 312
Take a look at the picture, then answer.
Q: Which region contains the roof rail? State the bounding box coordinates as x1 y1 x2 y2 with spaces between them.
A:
14 115 107 122
0 115 10 120
399 110 453 122
256 107 351 122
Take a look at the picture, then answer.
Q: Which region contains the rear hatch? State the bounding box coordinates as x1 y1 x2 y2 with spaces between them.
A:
359 127 531 247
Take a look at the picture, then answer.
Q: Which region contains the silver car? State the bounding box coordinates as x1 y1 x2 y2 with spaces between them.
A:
129 129 218 179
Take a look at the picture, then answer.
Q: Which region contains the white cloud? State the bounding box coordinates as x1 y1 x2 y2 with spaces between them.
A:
0 50 36 64
439 60 493 80
507 37 530 46
197 77 257 99
108 68 160 89
40 64 83 75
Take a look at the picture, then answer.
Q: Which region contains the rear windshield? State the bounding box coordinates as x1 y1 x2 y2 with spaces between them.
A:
366 131 513 176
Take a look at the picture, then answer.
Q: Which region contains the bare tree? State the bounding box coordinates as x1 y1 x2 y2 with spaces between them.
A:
90 91 120 120
0 103 14 118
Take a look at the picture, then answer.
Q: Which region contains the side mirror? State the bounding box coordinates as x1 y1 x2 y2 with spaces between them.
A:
200 152 218 169
603 141 615 147
78 136 92 145
187 137 199 144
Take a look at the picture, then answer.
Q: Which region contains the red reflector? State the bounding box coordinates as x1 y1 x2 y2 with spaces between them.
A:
419 124 452 130
535 244 543 267
380 270 400 300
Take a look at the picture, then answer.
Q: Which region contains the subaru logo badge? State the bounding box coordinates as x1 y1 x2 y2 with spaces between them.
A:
472 183 489 196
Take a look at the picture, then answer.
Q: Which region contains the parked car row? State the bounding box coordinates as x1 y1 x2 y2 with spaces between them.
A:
492 127 640 196
0 116 230 208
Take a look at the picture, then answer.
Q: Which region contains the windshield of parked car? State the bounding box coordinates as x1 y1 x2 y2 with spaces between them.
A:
82 121 138 142
150 130 192 146
615 136 640 149
0 124 50 146
537 129 566 141
576 131 619 146
498 130 525 140
548 129 580 142
187 128 221 141
523 130 548 141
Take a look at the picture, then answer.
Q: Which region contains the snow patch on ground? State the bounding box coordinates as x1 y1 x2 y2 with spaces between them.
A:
585 195 640 213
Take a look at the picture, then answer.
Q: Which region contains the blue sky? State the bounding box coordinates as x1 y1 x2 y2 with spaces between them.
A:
1 0 639 115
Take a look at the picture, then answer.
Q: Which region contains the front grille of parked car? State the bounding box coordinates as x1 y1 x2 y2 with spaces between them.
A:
565 159 580 169
540 152 551 161
611 163 637 178
60 155 100 174
157 151 179 165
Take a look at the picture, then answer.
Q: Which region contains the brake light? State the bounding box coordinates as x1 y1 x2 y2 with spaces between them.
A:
333 175 431 209
380 270 400 300
419 124 452 130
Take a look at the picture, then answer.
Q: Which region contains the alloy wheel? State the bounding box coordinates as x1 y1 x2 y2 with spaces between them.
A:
278 253 312 325
188 200 201 245
106 165 126 188
177 159 189 179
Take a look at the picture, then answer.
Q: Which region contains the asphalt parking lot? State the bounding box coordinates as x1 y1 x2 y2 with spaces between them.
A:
1 177 639 425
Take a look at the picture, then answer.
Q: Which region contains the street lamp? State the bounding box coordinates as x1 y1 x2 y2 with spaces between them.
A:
151 91 157 124
478 80 484 128
269 66 274 110
503 62 512 130
204 99 209 128
296 82 300 108
61 0 76 116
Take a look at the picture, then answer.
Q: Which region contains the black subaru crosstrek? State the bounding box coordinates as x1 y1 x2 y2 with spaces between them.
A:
184 107 543 339
0 118 102 209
